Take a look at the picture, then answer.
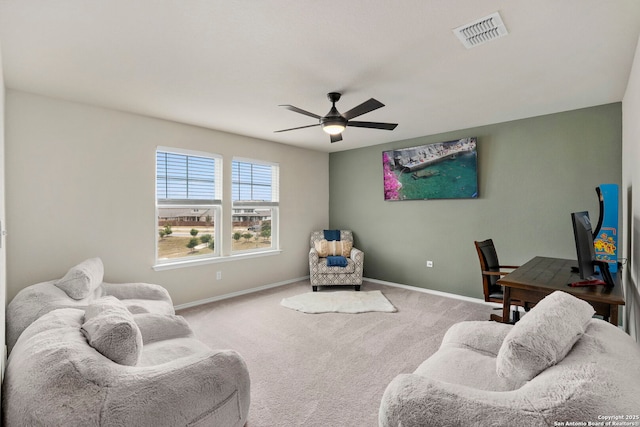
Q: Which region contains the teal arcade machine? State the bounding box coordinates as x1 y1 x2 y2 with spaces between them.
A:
593 184 619 273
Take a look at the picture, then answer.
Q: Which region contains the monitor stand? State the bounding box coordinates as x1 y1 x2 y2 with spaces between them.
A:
594 260 615 287
568 260 615 288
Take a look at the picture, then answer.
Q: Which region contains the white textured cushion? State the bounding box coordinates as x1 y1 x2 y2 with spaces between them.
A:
81 296 143 366
496 291 595 381
55 257 104 300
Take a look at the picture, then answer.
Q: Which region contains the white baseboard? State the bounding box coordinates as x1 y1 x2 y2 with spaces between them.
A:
175 276 623 325
363 277 505 308
174 274 506 312
174 276 310 311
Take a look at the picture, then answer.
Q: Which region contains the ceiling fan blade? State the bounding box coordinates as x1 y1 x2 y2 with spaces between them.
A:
279 104 322 119
330 133 343 143
274 123 320 133
342 98 385 120
347 121 398 130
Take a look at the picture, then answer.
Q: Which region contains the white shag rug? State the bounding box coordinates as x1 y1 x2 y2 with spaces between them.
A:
281 290 397 314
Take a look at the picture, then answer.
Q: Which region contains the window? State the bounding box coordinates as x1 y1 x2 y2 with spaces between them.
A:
156 148 222 263
231 158 279 253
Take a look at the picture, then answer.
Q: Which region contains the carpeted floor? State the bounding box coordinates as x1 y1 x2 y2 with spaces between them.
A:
178 280 495 426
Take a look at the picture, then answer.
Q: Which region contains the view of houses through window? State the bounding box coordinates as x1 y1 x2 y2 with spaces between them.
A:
231 207 273 252
156 149 221 262
156 149 278 263
157 207 217 259
231 158 279 253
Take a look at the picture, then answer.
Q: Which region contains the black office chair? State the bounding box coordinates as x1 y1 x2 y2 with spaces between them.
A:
474 239 525 322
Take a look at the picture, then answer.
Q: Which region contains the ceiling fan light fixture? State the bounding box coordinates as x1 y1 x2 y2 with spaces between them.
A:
322 123 346 135
276 92 397 143
321 112 347 135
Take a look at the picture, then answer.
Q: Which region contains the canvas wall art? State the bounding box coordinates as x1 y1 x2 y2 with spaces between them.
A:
382 137 478 201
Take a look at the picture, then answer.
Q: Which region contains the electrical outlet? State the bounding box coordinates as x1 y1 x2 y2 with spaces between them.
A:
426 260 434 268
216 271 222 280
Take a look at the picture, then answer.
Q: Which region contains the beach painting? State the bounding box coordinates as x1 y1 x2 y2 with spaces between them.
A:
382 137 478 201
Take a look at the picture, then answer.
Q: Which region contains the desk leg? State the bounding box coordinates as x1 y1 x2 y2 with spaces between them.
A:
610 305 619 326
501 286 511 323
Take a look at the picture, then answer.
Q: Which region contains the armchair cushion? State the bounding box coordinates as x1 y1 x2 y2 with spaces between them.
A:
133 313 194 345
100 282 175 315
55 257 104 300
81 296 143 366
132 313 213 366
441 320 513 356
413 321 525 392
315 256 357 273
496 291 595 381
314 239 352 257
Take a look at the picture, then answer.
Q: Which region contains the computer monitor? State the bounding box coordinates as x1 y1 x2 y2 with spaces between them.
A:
570 211 614 287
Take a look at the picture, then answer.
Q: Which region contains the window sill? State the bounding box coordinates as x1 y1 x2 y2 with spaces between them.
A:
153 249 282 271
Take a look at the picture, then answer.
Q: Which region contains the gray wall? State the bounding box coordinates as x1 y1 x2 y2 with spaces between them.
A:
622 33 640 342
329 103 622 300
5 90 329 306
0 40 6 387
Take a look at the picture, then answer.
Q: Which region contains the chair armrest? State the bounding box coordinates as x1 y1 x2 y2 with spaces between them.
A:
133 313 194 344
380 374 545 427
440 321 512 356
482 270 512 277
101 282 173 303
104 350 250 426
349 247 364 263
309 247 320 264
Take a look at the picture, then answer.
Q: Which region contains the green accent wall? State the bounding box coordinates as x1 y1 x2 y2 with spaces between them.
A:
329 103 622 299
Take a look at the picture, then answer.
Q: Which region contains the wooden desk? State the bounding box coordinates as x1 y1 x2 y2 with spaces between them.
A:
497 256 625 325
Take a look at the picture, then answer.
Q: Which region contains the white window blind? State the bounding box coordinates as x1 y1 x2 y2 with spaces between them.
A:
156 148 222 264
157 149 222 205
231 158 279 254
232 159 279 207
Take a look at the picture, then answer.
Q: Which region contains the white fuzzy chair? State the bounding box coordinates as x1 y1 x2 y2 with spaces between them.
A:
3 301 250 426
379 291 640 427
6 258 174 353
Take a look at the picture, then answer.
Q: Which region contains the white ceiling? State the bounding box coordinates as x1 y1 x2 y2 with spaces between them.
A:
1 1 639 153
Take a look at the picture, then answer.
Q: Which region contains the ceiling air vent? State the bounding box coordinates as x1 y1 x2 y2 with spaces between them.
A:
453 12 508 49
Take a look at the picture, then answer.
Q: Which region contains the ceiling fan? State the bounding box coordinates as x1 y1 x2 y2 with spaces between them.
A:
275 92 398 143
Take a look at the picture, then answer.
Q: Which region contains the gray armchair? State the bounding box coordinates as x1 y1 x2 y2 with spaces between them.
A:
309 230 364 291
